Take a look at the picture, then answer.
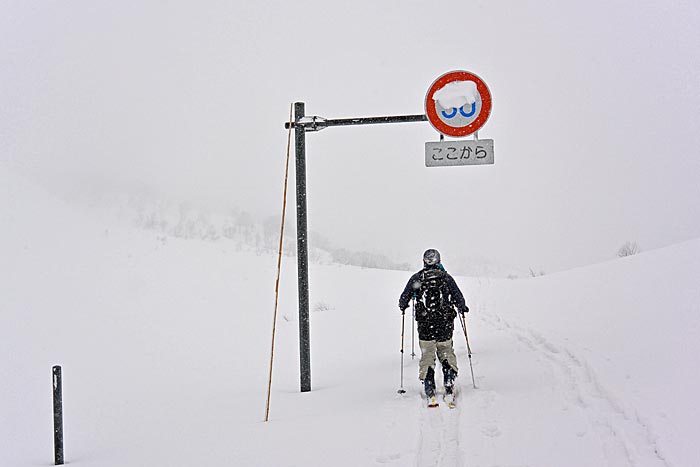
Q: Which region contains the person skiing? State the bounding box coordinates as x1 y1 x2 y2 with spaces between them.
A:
398 249 469 406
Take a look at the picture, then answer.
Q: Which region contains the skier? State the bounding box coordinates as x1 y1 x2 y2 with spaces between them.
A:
398 249 469 407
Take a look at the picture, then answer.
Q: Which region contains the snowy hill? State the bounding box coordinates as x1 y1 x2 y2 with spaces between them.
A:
16 173 525 278
2 167 699 466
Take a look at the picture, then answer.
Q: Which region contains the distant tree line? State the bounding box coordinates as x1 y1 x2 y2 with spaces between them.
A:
130 197 410 271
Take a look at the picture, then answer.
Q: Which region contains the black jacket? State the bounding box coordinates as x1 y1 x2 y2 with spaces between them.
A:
398 266 468 341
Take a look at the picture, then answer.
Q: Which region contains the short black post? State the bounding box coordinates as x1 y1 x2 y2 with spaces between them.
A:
52 365 64 465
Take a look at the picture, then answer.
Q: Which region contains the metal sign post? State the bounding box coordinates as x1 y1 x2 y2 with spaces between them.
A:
284 70 494 393
293 102 311 393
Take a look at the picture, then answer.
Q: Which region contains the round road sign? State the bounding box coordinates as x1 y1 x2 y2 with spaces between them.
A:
425 70 492 137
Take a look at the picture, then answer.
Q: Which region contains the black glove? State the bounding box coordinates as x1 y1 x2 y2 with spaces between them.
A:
459 306 469 316
399 304 408 313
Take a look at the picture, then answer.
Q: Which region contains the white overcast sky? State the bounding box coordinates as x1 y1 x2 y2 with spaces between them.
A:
2 0 699 272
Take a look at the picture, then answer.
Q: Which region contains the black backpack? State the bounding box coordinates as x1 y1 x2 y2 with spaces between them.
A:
418 268 450 311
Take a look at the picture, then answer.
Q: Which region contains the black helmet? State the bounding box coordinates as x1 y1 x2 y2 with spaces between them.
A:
423 249 441 266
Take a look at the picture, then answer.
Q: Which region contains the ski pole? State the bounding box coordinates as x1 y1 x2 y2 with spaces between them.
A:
459 312 477 389
398 310 406 394
411 297 416 359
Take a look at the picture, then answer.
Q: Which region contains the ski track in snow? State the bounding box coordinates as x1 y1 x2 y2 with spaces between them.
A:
374 289 671 467
415 391 462 467
477 302 670 467
374 388 463 467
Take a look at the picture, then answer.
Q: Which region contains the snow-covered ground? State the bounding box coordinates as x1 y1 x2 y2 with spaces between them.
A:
2 167 699 466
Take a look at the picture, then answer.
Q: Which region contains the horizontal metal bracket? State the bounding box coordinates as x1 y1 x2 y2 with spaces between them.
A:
285 114 428 131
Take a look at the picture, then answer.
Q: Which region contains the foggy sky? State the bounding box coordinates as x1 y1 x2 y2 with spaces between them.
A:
2 0 699 272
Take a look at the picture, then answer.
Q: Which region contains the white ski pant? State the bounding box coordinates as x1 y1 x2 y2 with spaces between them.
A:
418 339 459 380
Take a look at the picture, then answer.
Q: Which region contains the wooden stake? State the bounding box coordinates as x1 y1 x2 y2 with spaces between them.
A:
265 104 294 422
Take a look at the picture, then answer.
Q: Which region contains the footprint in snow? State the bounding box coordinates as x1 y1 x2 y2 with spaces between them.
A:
482 424 502 437
375 452 401 463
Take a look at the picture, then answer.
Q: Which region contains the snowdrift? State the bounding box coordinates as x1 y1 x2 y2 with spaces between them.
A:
2 167 698 466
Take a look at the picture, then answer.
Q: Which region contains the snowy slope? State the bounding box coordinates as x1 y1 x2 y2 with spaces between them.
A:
472 244 700 466
2 167 698 466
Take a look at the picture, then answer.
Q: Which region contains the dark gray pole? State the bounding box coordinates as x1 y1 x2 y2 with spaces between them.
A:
294 102 311 392
52 365 64 465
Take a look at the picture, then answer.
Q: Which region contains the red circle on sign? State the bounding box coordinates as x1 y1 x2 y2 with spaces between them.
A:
425 70 492 137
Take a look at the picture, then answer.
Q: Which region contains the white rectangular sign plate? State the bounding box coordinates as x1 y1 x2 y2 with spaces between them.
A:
425 139 494 167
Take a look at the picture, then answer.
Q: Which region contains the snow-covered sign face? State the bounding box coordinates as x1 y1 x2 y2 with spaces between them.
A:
432 80 482 130
425 70 492 137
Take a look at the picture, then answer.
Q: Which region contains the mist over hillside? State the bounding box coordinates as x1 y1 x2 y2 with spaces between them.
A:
12 169 533 277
